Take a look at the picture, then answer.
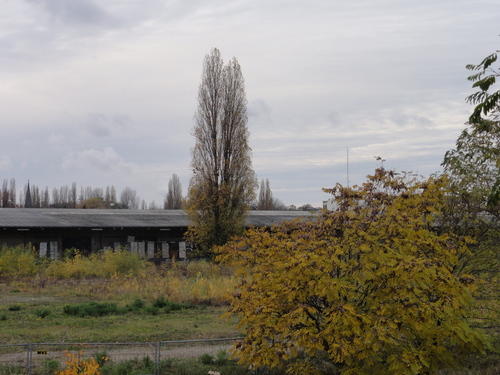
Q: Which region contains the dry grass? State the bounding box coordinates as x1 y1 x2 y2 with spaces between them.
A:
0 246 238 305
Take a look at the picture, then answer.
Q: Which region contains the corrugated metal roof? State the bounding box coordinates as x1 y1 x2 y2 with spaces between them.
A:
0 209 315 228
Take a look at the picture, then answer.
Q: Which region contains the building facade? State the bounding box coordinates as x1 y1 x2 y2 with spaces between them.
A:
0 209 311 260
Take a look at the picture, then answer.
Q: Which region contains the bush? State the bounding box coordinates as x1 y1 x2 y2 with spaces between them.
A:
163 301 183 313
144 306 160 315
45 255 94 279
215 350 229 366
199 353 214 365
152 296 168 308
101 250 150 276
34 309 51 318
63 302 121 317
93 351 109 368
113 360 133 375
185 260 223 278
0 364 24 374
41 359 61 375
7 305 20 312
56 350 101 375
0 245 39 278
129 299 144 310
45 250 152 279
141 356 154 372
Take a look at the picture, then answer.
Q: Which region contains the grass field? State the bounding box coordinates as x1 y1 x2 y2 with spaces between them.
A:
0 297 239 344
0 257 240 344
0 255 248 374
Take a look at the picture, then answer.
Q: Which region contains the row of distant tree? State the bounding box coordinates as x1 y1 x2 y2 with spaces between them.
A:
0 179 146 209
0 174 313 211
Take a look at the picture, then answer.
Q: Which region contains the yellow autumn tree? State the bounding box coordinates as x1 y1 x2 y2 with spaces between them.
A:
216 169 488 375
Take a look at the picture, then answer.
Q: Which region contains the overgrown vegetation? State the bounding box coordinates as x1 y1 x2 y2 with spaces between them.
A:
0 248 237 306
35 350 249 375
0 223 498 373
0 253 239 344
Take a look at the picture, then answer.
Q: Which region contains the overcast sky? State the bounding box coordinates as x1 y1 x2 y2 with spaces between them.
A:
1 0 498 208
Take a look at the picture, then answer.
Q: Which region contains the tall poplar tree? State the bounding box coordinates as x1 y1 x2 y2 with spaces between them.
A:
257 178 274 210
185 48 257 257
164 173 183 209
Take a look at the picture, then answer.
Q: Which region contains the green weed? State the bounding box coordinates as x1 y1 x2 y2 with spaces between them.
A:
129 299 144 310
34 309 51 318
152 296 168 308
40 359 61 375
144 306 160 315
63 302 122 317
0 364 24 375
215 349 229 365
199 353 214 365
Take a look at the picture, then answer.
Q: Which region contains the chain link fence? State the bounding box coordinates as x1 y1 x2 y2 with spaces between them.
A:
0 338 239 375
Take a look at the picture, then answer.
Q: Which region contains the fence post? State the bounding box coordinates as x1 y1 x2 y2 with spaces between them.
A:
154 342 160 375
26 343 32 375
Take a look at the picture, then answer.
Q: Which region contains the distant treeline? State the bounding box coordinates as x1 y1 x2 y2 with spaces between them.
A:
1 178 151 209
1 177 314 211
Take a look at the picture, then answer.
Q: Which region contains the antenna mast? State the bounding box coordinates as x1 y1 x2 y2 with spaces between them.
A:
346 147 349 187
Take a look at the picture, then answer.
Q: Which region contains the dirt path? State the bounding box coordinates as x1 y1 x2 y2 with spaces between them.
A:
0 342 234 368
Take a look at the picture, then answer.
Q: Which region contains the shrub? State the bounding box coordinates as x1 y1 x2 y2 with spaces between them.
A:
144 306 160 315
199 353 214 365
7 305 20 312
163 301 184 313
34 309 51 318
152 296 168 308
44 250 152 279
56 350 102 375
45 255 94 279
0 245 39 278
0 364 24 374
63 302 121 317
41 359 61 375
101 250 150 276
113 360 133 375
93 351 108 368
215 350 229 366
185 260 223 278
128 299 144 310
141 356 154 372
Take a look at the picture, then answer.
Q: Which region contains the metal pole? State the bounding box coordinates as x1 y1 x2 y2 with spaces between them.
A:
154 342 160 375
26 343 32 375
346 147 350 187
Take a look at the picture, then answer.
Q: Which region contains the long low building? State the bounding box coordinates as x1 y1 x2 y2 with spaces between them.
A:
0 209 313 259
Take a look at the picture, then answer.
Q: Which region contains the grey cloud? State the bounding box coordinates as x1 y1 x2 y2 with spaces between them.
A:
326 111 342 127
389 113 435 128
0 156 13 171
248 99 272 118
86 114 110 137
48 134 66 144
25 0 116 27
61 147 134 172
85 113 133 137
